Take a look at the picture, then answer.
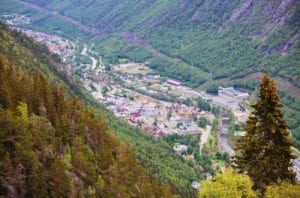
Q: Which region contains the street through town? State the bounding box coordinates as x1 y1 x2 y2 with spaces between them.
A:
200 126 212 154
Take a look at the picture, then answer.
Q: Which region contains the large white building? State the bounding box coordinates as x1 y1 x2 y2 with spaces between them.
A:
218 87 249 100
166 79 183 87
173 145 188 154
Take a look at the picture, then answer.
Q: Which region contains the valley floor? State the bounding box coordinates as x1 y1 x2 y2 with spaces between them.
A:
4 15 299 181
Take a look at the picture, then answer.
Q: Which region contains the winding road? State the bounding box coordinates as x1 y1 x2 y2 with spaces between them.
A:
90 57 97 70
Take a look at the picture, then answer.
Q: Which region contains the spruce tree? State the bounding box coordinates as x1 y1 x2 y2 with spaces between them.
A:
235 75 295 192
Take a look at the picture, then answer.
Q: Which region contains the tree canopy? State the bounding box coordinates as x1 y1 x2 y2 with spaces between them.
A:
199 169 256 198
235 75 296 192
265 182 300 198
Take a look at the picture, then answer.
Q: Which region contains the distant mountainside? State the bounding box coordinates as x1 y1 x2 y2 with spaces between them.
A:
9 0 300 88
0 23 201 197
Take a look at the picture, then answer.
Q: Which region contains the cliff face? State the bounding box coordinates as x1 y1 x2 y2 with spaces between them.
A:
228 0 299 55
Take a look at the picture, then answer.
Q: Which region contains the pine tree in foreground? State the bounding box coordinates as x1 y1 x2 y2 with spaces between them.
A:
235 75 295 192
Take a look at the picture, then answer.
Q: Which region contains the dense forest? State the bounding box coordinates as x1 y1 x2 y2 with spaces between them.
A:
0 23 202 197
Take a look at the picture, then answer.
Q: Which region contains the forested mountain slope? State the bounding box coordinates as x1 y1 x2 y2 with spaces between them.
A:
0 23 200 197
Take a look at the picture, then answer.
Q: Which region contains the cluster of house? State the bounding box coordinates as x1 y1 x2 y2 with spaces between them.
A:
23 30 73 58
116 70 201 103
104 92 204 137
1 13 30 26
81 63 214 138
173 144 215 190
2 15 73 60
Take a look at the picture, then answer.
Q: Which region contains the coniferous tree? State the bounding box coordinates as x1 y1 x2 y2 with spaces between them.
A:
235 75 295 192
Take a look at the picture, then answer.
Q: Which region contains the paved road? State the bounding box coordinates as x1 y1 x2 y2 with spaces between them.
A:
220 135 235 156
81 45 87 55
200 126 211 154
219 116 235 156
293 159 300 181
91 57 97 70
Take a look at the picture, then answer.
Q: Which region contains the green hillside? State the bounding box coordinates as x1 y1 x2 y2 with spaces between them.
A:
0 23 201 197
4 0 299 86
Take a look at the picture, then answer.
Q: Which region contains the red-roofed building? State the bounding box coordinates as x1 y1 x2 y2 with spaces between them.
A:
158 131 165 137
128 119 137 126
167 79 183 87
130 112 141 118
143 126 152 133
117 108 128 113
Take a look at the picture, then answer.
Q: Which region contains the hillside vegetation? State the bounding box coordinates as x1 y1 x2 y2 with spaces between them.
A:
0 23 200 197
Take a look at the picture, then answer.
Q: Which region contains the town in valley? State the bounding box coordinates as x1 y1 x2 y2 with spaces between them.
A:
3 13 299 185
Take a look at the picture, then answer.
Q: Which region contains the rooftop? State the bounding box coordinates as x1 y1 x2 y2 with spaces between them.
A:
219 87 249 96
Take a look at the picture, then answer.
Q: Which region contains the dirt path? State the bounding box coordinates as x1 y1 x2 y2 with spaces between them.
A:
15 0 105 35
